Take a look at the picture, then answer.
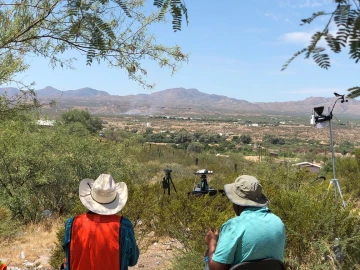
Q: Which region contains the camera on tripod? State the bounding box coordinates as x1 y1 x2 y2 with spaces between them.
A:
162 168 176 195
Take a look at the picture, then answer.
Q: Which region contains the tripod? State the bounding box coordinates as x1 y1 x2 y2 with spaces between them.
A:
162 168 177 195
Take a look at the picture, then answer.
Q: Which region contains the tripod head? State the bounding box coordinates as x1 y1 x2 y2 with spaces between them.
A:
164 168 172 177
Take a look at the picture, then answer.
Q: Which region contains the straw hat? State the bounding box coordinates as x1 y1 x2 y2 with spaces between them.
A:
79 174 128 215
224 175 269 207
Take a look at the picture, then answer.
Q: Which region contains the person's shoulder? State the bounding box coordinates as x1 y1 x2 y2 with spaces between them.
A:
271 213 286 225
121 216 134 228
220 216 245 235
222 215 241 227
65 213 90 225
65 216 75 225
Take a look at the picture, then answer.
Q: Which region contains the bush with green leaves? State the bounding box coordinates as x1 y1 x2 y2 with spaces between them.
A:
0 117 127 222
0 206 19 240
187 142 205 153
2 115 360 269
59 109 103 134
171 250 205 270
239 134 252 144
104 127 135 143
263 134 285 145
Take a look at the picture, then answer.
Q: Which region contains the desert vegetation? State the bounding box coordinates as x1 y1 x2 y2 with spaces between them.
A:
1 108 360 269
1 1 360 268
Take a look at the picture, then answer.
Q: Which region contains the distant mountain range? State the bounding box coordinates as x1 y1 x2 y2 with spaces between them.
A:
1 86 359 116
0 86 110 98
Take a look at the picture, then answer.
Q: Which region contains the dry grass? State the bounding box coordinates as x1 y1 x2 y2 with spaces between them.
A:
0 218 63 268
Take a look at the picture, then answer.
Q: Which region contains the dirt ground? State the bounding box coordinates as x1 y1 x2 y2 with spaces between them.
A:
132 236 183 270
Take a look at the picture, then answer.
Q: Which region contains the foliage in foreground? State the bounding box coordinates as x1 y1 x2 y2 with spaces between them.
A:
171 250 205 270
282 0 360 98
0 0 188 89
1 115 360 269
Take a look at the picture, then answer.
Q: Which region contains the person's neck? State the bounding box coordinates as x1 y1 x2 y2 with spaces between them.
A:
234 205 247 216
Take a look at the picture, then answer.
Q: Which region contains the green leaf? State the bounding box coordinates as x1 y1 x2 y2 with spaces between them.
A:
281 48 308 71
325 33 342 53
347 86 360 99
305 32 324 58
113 0 132 18
154 0 165 8
312 48 330 69
300 11 326 25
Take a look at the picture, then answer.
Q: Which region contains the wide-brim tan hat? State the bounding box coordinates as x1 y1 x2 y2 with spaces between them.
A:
224 175 269 207
79 174 128 215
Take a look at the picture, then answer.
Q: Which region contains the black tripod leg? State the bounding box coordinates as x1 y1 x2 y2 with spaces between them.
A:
170 177 177 193
167 177 170 195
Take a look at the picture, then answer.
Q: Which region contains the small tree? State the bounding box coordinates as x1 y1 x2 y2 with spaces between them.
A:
0 0 189 117
0 0 188 88
239 134 252 144
60 109 102 134
187 142 204 153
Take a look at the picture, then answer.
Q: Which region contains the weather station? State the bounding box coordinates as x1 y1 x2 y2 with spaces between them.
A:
310 92 348 208
188 169 224 197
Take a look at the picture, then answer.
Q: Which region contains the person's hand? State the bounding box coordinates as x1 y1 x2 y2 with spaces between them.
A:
204 228 219 246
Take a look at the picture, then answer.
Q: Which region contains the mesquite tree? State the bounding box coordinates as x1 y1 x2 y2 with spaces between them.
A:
282 0 360 98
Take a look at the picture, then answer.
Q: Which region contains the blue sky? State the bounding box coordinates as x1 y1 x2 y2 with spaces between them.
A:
13 0 360 102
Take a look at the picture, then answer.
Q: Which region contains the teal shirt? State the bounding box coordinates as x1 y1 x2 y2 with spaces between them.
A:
212 207 286 266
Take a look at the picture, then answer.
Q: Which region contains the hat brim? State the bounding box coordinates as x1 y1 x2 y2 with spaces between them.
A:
79 178 128 215
224 183 269 207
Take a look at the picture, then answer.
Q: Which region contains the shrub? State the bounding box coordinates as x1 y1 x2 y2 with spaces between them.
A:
2 117 360 269
263 134 285 145
0 207 19 240
187 142 205 153
239 134 252 144
60 109 102 134
171 250 205 270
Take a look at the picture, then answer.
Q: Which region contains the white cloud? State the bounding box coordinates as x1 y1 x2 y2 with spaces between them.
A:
299 0 322 8
279 31 314 45
279 24 338 46
276 0 332 8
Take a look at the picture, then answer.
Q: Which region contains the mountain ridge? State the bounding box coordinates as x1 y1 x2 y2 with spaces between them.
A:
0 86 359 116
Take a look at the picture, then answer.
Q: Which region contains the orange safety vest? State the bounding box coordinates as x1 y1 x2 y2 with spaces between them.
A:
69 213 122 270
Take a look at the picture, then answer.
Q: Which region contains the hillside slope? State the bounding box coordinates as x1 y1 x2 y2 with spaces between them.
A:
1 87 359 116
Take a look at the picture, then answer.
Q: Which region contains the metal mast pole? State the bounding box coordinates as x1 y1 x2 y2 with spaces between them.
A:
328 107 346 208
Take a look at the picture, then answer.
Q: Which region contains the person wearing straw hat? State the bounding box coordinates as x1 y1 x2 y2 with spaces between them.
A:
62 174 139 270
204 175 286 270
